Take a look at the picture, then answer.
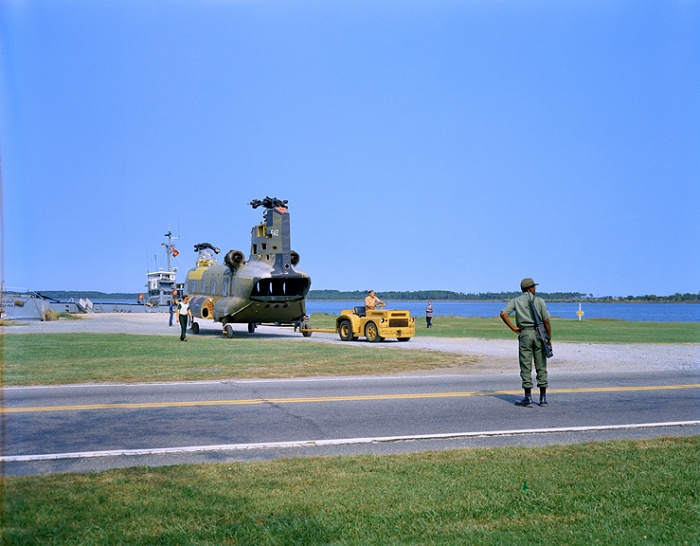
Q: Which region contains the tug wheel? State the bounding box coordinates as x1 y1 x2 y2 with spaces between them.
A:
397 337 411 342
338 319 354 342
364 321 381 343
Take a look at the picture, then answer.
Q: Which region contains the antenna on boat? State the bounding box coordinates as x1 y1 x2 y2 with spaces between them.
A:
163 230 180 273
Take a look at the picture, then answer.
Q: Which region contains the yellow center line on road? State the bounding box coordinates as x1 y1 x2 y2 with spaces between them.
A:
3 384 699 414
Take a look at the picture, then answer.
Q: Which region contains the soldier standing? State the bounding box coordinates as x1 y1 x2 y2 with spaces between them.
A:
499 278 552 407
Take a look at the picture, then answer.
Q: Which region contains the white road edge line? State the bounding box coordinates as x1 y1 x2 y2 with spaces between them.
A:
4 421 700 462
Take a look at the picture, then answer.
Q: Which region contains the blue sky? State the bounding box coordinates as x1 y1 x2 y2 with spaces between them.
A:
1 0 698 296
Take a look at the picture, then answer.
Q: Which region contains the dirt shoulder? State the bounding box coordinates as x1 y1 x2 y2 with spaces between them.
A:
3 313 698 376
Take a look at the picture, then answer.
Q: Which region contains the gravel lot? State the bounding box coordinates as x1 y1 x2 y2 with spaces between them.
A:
4 313 698 375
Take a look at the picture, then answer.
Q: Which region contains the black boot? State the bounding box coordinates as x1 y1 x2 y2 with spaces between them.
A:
515 388 533 407
539 387 548 407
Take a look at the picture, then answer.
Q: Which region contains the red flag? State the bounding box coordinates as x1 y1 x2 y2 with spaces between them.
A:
171 247 179 257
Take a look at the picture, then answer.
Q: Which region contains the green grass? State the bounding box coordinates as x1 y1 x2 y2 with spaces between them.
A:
0 333 475 386
4 436 699 545
308 313 700 344
2 315 697 386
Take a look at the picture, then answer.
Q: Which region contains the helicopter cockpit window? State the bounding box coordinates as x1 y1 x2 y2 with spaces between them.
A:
196 248 219 267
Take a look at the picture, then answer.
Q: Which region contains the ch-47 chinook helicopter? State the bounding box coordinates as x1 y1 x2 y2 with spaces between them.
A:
185 197 312 338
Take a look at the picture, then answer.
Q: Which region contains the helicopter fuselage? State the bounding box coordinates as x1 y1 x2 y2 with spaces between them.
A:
184 201 311 331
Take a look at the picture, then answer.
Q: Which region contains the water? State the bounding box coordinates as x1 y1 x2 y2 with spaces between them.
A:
306 301 700 322
93 298 700 322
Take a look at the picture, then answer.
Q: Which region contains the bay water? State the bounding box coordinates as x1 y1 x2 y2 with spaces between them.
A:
306 301 700 322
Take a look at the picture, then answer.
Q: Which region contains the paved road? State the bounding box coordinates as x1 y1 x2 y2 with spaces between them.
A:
4 369 699 475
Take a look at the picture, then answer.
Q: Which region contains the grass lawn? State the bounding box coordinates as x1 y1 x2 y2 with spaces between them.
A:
1 315 697 386
309 314 700 344
0 333 475 386
4 436 698 545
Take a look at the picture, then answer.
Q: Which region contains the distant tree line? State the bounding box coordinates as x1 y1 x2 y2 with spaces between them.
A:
308 289 700 303
592 293 700 303
307 290 484 301
309 289 590 301
25 289 700 303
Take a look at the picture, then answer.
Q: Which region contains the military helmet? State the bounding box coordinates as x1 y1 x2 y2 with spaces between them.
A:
520 278 537 290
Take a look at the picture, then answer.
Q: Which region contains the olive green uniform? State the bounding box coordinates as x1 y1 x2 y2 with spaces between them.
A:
501 293 551 389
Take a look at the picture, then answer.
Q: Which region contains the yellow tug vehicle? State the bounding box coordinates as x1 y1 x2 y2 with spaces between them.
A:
301 305 415 342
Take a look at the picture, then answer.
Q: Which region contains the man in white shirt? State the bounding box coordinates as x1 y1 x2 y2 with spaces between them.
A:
177 295 193 341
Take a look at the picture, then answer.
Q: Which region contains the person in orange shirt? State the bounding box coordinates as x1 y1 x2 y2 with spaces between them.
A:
364 290 385 310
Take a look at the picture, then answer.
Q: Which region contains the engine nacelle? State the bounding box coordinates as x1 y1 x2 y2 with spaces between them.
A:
224 250 245 270
189 296 215 319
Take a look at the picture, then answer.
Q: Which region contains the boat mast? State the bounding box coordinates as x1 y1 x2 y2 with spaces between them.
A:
162 231 180 272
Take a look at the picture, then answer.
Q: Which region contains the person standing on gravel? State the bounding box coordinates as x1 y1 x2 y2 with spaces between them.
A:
425 301 434 328
169 300 177 327
177 295 193 341
499 278 552 407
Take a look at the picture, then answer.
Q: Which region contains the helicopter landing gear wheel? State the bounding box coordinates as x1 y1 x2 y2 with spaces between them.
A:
191 322 200 335
247 322 256 334
302 320 312 337
364 321 381 342
224 324 234 338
